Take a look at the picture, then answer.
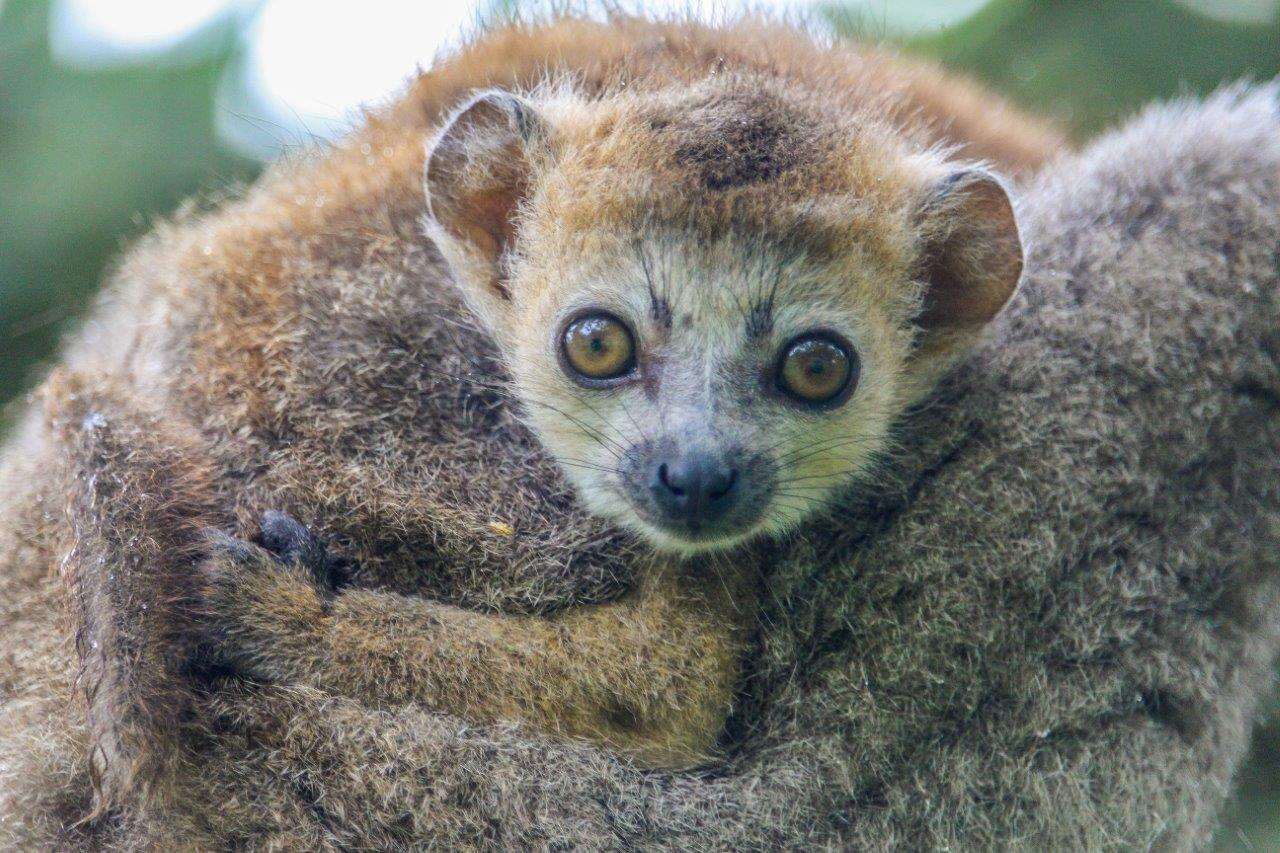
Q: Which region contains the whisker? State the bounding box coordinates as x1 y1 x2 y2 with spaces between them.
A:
520 399 625 460
779 436 876 469
557 457 618 475
774 467 872 487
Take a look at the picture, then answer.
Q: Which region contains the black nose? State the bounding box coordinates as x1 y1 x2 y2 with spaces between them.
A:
651 450 740 526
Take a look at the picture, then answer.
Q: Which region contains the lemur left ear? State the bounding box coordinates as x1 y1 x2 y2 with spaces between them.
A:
424 90 548 326
914 169 1023 336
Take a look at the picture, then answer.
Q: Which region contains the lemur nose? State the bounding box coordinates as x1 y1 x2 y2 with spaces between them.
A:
652 451 740 525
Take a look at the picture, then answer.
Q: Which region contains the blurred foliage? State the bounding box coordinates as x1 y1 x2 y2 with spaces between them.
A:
0 0 259 408
0 0 1278 846
904 0 1280 138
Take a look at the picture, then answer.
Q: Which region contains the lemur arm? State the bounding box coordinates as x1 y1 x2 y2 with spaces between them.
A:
37 371 233 808
43 372 747 773
202 522 754 769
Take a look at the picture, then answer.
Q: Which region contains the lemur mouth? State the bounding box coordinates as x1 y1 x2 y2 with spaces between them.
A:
635 512 767 554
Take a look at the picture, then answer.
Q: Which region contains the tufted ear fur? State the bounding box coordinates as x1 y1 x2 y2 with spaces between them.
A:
910 169 1023 374
424 91 548 331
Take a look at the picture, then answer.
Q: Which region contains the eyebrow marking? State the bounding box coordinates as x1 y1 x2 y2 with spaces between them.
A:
636 241 673 329
744 263 781 339
650 292 674 328
744 296 774 339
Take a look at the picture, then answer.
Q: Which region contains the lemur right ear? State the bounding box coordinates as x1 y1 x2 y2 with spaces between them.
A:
915 169 1023 334
424 91 548 324
900 169 1023 399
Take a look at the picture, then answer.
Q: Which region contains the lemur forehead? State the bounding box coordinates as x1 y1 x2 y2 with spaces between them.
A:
646 86 810 191
535 187 913 282
553 76 916 193
623 232 850 344
536 94 923 273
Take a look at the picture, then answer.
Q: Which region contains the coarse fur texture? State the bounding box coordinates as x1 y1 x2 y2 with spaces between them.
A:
0 15 1278 853
0 8 1065 826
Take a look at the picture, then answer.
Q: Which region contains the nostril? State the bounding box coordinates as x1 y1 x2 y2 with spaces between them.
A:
658 462 684 496
709 469 738 502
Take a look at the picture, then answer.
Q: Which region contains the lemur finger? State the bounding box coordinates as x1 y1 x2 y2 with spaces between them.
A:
259 510 341 592
259 511 325 566
200 531 281 606
204 530 265 567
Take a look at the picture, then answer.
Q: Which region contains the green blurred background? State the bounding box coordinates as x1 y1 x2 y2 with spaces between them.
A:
2 0 1278 845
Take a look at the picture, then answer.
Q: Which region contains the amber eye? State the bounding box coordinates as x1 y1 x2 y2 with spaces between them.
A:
560 313 637 382
776 333 857 407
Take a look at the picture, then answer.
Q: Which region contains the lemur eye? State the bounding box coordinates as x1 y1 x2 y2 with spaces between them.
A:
776 332 858 407
560 313 637 382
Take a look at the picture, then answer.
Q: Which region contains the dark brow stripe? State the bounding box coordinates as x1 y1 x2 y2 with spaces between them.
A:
635 240 673 329
745 255 783 339
744 296 774 339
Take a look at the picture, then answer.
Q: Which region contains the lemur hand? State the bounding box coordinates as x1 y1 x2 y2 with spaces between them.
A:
200 511 350 682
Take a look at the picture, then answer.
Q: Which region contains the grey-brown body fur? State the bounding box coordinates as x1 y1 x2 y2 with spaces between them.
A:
1 25 1279 853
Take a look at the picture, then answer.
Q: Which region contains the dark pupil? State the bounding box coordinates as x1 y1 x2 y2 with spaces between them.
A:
590 336 605 354
807 359 826 377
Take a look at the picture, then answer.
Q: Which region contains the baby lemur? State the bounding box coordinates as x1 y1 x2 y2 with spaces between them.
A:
46 15 1060 774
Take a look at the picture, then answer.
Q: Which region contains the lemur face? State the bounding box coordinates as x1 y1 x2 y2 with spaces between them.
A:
425 90 1022 555
504 236 907 553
